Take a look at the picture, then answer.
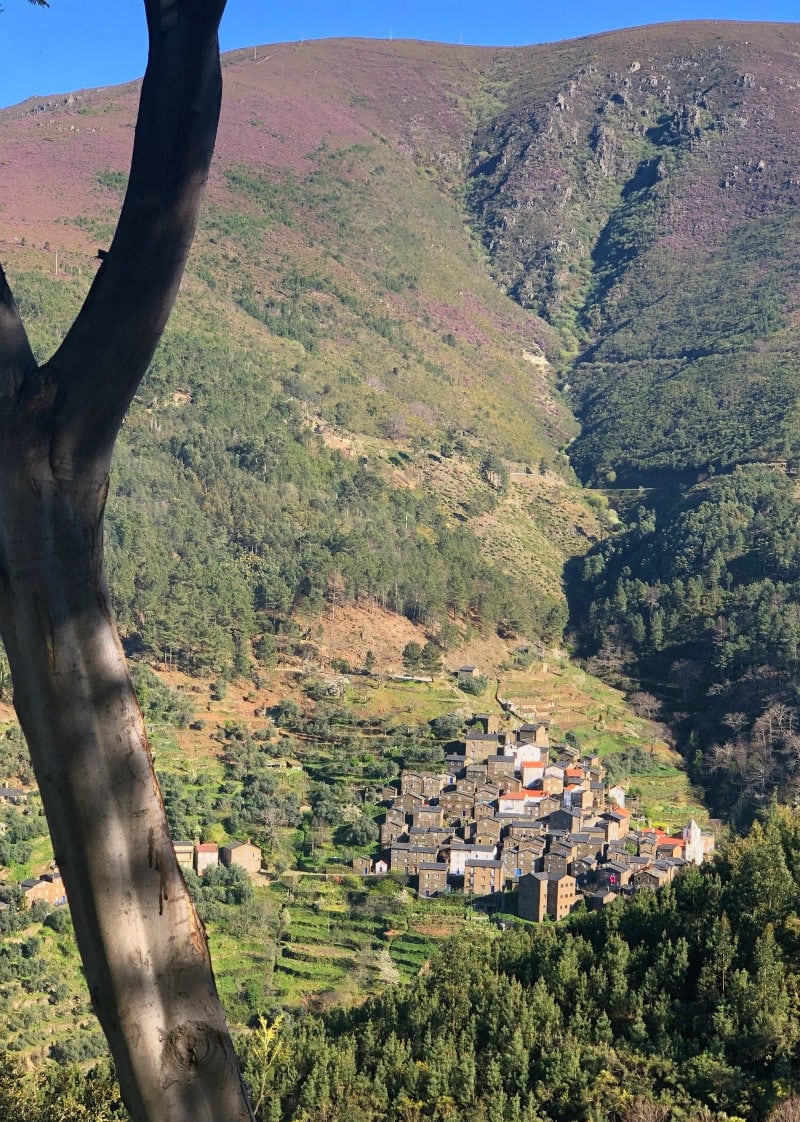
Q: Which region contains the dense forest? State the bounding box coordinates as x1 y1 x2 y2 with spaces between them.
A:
574 466 800 823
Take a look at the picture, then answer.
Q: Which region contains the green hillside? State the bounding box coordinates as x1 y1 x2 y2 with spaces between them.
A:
8 21 800 1119
7 22 800 814
460 22 800 815
1 40 590 677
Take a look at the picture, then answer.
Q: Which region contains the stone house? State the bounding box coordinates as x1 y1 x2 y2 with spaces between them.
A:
634 864 673 890
572 855 598 885
518 722 550 749
0 786 26 806
390 843 439 877
381 819 407 847
464 859 504 897
497 775 523 796
547 808 586 834
473 816 503 843
506 820 547 841
599 810 630 842
566 832 604 862
20 870 67 908
400 771 427 797
439 789 474 818
590 782 606 810
475 782 502 808
424 774 449 799
411 803 444 829
418 862 449 898
525 795 559 820
502 843 544 881
518 872 576 922
587 759 607 784
194 842 219 875
486 754 517 783
220 840 262 875
586 889 617 910
445 753 468 774
464 730 502 763
598 861 633 889
172 840 194 869
408 826 453 849
543 847 571 877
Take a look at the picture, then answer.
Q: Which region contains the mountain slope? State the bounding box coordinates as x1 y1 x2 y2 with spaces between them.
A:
6 26 800 818
0 40 590 671
460 20 800 817
469 21 800 478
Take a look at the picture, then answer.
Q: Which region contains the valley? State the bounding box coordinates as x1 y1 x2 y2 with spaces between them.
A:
2 16 800 1121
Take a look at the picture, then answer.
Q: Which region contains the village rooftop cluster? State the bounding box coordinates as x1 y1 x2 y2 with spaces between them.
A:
355 715 714 922
2 715 713 927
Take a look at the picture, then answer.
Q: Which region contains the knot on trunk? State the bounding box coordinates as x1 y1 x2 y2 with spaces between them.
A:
165 1021 221 1069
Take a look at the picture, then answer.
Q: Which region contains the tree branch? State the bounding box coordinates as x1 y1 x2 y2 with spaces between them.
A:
50 0 227 473
0 264 36 401
0 5 257 1118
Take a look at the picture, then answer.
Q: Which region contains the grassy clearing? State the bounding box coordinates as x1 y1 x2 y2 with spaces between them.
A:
354 678 465 722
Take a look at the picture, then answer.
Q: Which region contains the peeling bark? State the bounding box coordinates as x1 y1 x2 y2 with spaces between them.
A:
0 3 255 1119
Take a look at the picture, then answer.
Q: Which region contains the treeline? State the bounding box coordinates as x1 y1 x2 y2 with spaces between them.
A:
576 464 800 821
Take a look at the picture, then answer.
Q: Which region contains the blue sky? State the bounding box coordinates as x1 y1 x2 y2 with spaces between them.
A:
0 1 798 110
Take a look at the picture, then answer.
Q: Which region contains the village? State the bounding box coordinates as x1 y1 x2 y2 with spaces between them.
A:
355 711 715 922
2 696 715 928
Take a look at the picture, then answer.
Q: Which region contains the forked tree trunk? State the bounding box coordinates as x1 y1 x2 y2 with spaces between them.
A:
0 2 255 1119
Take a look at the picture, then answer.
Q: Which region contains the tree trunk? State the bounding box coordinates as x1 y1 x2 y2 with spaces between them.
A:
0 2 255 1119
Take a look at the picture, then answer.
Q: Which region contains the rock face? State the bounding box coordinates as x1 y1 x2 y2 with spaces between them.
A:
464 22 800 482
469 22 800 336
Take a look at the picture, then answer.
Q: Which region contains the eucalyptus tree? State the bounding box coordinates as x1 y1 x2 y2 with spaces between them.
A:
0 2 254 1119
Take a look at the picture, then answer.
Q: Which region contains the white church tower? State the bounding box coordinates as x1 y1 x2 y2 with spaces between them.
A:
683 819 704 865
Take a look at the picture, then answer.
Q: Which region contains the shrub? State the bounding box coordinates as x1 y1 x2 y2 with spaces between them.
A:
458 674 489 696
